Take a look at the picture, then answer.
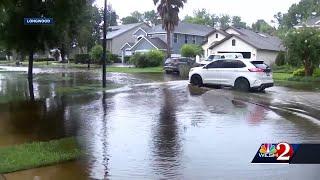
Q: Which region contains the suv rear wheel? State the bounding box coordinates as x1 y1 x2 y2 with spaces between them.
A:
234 78 250 92
191 75 203 87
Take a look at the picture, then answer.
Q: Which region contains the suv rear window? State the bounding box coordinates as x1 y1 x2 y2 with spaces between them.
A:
251 61 269 69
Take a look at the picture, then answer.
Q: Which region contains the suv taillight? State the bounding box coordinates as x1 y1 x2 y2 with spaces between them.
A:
248 68 264 72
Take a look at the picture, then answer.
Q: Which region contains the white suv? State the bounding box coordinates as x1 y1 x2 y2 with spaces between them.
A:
200 53 244 66
189 59 274 91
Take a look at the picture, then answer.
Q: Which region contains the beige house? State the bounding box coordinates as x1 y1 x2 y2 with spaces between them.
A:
202 27 285 65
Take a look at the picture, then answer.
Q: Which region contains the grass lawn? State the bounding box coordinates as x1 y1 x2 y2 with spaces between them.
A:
107 66 163 73
0 137 81 174
272 72 293 81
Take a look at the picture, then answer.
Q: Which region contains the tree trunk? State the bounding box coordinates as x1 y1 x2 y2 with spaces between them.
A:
304 58 313 76
28 50 35 101
166 30 171 58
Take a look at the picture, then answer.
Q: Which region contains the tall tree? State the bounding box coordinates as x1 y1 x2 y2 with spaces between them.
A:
2 0 91 98
252 19 275 34
153 0 187 58
144 10 160 25
121 16 140 24
183 9 212 26
232 16 247 28
219 15 231 29
284 28 320 76
276 0 320 29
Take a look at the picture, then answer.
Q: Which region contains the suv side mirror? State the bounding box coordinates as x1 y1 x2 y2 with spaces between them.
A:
203 65 208 69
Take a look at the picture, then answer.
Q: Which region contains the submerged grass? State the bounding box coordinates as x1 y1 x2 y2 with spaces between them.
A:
0 137 81 174
56 83 121 94
107 66 163 73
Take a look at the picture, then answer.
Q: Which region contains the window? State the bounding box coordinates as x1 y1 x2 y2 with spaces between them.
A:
232 39 236 46
192 36 196 44
216 34 219 38
221 60 246 68
174 33 178 43
207 60 223 68
185 34 188 43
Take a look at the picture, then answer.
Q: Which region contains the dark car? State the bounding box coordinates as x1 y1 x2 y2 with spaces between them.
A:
164 57 196 74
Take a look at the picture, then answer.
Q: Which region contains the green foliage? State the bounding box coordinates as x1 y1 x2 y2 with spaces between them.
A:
271 64 297 73
89 45 103 63
130 50 164 68
75 54 90 64
121 16 140 24
313 68 320 78
232 16 247 28
181 44 203 57
0 137 81 174
275 51 286 66
293 68 306 77
108 53 120 63
284 27 320 76
252 19 275 34
276 0 320 29
89 45 119 64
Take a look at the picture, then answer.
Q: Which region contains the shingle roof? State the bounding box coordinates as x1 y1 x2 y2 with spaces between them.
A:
148 22 214 36
209 27 285 51
148 37 167 49
130 36 167 51
296 16 320 27
106 23 147 39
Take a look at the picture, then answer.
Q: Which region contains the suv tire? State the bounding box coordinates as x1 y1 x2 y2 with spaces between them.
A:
191 75 203 87
234 78 250 92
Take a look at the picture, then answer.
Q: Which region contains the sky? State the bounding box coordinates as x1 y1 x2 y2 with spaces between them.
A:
95 0 301 26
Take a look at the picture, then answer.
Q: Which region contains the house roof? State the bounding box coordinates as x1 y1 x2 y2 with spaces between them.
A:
296 16 320 27
106 23 148 39
148 22 214 36
205 29 229 38
130 36 167 51
209 27 285 51
120 42 135 50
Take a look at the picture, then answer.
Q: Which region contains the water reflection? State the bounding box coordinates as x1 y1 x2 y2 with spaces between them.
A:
152 86 182 179
1 70 320 179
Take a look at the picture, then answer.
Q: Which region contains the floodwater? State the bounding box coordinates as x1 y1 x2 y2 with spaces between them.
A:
0 66 320 180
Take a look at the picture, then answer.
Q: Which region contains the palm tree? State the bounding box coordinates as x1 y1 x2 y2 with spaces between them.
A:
153 0 186 58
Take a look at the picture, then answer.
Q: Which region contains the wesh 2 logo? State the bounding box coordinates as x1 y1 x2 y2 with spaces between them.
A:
252 142 295 163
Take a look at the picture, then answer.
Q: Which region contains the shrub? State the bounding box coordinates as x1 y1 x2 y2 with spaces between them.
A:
34 58 55 62
75 54 90 64
181 44 203 57
293 68 305 77
108 53 120 63
124 56 130 64
130 50 164 68
313 68 320 78
146 50 165 67
275 51 286 66
89 45 103 64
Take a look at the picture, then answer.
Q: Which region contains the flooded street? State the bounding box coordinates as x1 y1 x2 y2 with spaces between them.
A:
0 66 320 179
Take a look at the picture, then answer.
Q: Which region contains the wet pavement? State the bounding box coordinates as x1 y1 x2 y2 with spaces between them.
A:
0 66 320 180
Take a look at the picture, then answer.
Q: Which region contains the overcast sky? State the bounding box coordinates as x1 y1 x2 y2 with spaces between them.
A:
95 0 301 25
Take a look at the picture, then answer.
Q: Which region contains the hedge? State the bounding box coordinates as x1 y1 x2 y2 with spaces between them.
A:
129 50 164 68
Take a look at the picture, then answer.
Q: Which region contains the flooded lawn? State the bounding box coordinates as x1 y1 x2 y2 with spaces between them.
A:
0 66 320 179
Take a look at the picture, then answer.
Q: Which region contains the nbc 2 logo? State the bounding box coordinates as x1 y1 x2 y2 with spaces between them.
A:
259 142 294 161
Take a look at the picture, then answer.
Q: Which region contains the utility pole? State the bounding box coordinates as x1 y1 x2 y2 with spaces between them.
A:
102 0 107 88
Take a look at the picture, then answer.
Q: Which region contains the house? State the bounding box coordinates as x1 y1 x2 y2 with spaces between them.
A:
120 22 214 61
295 16 320 29
146 22 214 56
203 27 285 65
105 22 150 56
